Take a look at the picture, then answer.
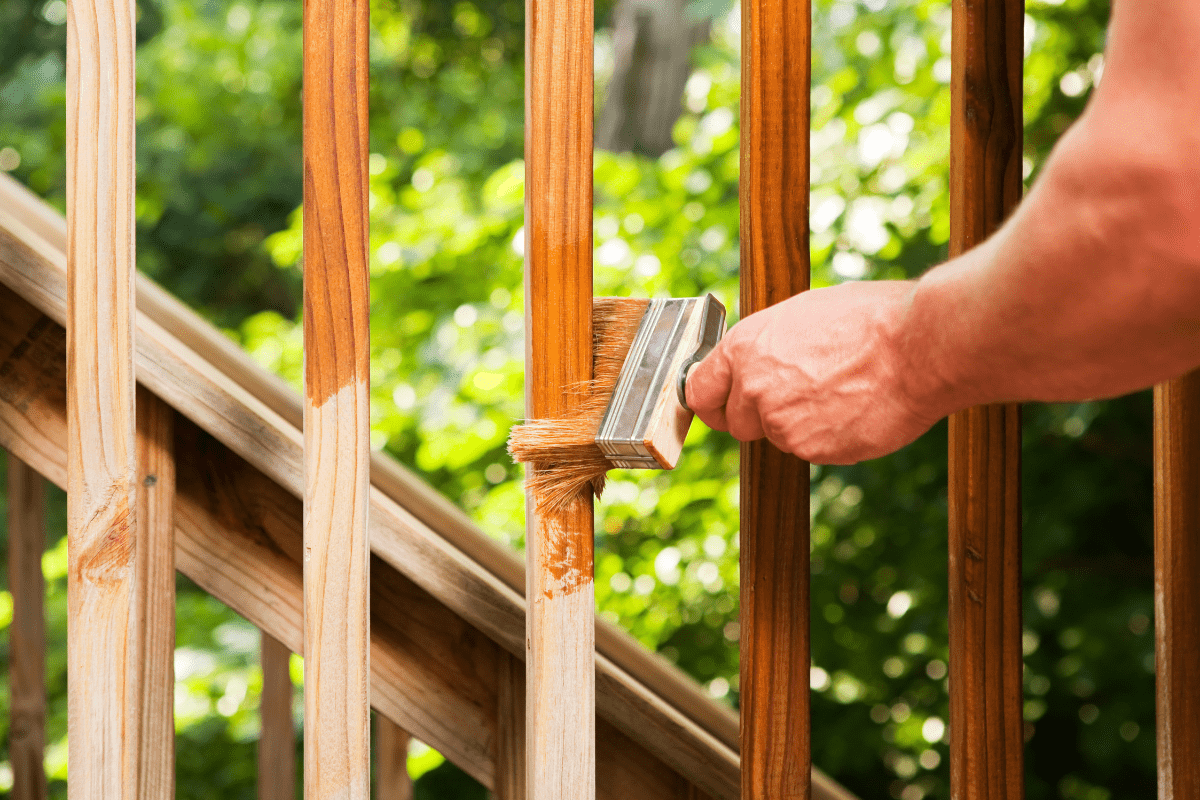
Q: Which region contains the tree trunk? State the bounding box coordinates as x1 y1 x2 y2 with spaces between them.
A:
597 0 710 157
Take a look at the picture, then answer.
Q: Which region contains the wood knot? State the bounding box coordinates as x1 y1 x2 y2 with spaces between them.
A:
76 495 135 585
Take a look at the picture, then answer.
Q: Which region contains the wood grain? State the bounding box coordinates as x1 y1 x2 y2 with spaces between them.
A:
7 456 48 800
0 190 863 800
259 632 297 800
65 0 141 794
302 0 372 796
947 2 1025 799
524 0 596 798
134 387 175 799
375 715 414 800
1153 374 1200 799
740 1 811 798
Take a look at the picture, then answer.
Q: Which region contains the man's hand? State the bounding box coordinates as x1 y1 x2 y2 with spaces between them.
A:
684 280 942 464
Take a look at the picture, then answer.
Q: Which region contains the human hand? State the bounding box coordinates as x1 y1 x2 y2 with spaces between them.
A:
684 280 943 464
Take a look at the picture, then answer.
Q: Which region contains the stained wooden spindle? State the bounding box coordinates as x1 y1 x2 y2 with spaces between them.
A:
302 0 372 794
1153 373 1200 799
7 456 48 800
134 387 176 799
65 0 143 793
524 1 596 798
739 1 812 798
375 715 414 800
947 2 1025 799
258 632 296 800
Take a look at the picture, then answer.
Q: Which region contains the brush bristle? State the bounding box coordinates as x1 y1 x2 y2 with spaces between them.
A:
508 297 649 512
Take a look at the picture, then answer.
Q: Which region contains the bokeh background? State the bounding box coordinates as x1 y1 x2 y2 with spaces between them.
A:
0 0 1152 798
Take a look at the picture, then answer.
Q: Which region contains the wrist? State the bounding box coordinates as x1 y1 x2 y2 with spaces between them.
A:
891 271 976 424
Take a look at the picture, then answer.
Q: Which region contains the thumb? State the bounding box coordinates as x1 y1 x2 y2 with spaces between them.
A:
684 341 732 432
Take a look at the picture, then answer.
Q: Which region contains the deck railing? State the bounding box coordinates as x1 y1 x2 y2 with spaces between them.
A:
1 0 1198 799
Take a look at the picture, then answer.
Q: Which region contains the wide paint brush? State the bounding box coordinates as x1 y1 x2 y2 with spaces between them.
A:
509 294 726 511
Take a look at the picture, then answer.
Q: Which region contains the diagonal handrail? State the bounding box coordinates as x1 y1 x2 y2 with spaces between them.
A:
0 172 861 800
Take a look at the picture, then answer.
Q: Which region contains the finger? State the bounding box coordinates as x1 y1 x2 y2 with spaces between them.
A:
727 410 766 442
695 401 730 433
723 377 766 442
684 339 733 415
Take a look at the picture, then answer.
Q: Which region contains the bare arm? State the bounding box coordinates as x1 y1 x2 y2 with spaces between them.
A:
685 0 1200 463
905 0 1200 413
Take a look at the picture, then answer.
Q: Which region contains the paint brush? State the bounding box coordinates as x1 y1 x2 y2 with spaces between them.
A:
508 294 726 512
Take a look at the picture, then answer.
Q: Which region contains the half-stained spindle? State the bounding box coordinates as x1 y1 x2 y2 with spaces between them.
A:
302 0 372 795
947 2 1025 798
524 0 596 798
740 1 812 798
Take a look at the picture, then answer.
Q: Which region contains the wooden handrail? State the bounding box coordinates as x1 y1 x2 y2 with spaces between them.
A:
739 1 813 798
0 180 874 800
947 2 1026 798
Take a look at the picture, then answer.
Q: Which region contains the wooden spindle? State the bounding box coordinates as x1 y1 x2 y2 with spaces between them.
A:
302 0 372 794
134 388 176 799
947 2 1025 799
7 456 48 800
739 1 812 798
1153 373 1200 798
375 715 414 800
494 652 526 800
65 0 141 794
258 632 296 800
524 0 596 797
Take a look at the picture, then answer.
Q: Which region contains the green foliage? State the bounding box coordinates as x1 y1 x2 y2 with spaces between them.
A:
0 0 1160 798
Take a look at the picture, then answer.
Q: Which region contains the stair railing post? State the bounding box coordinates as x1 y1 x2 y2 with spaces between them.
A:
1153 373 1200 798
739 1 813 797
946 4 1025 798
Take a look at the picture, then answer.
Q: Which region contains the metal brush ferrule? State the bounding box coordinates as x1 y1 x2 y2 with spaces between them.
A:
596 294 727 470
677 294 726 412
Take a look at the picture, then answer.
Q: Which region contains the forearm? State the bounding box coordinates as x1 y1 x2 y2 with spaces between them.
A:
898 111 1200 417
685 1 1200 464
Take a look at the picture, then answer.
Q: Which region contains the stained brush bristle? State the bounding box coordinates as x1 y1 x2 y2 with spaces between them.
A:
508 297 650 512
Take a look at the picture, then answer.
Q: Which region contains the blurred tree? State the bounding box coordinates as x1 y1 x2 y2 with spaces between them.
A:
596 0 710 156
